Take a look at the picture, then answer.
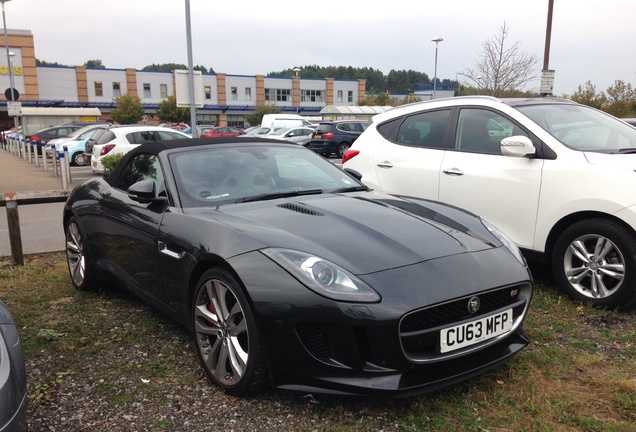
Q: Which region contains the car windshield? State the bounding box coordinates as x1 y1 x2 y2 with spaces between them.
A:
170 144 365 208
516 103 636 152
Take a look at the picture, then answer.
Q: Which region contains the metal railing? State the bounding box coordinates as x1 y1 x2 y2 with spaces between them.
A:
1 190 70 266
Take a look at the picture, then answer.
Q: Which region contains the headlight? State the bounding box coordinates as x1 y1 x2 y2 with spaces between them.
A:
261 248 381 303
481 219 526 265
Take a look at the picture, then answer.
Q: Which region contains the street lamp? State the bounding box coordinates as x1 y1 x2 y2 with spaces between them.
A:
292 67 300 113
477 75 482 95
431 36 443 99
1 0 19 138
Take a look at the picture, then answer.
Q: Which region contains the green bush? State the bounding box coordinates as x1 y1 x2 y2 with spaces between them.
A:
100 153 124 176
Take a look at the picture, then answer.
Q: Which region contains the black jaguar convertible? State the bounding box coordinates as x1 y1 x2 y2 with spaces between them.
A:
63 137 533 397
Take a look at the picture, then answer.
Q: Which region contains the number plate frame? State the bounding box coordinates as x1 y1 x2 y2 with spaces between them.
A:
440 309 513 353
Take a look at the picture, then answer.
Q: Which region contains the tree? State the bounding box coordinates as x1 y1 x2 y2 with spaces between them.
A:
570 81 607 110
110 93 145 124
142 63 213 74
156 95 190 123
461 22 539 97
604 80 636 118
244 105 282 128
84 59 105 69
36 59 65 67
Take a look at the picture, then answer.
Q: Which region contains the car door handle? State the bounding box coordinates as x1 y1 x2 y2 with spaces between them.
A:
376 161 393 168
443 168 464 176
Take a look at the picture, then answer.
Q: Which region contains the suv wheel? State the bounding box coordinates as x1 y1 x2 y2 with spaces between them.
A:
336 142 351 158
552 218 636 310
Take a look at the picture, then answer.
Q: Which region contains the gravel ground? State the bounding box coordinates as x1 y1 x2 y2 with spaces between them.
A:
22 290 410 432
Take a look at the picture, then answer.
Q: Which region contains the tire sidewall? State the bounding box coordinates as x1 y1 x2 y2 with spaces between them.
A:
65 217 96 291
552 218 636 309
192 268 266 395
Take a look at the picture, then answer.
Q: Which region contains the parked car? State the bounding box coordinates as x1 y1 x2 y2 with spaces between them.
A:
622 118 636 127
240 126 273 137
308 120 371 157
0 300 27 432
45 124 111 166
27 122 104 154
200 126 244 138
262 126 315 146
64 137 533 397
343 96 636 310
89 125 191 173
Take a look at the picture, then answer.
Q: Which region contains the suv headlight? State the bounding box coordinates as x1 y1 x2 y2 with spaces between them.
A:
262 248 381 302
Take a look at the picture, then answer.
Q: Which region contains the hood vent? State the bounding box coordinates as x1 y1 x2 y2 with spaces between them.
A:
277 202 324 216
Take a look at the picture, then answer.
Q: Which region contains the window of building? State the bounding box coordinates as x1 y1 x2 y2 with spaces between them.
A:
227 114 246 129
301 89 325 102
160 84 168 98
264 88 291 102
113 82 121 97
245 87 252 101
231 87 238 101
197 113 218 126
205 86 211 100
143 83 151 98
337 90 343 103
95 81 103 97
348 91 354 103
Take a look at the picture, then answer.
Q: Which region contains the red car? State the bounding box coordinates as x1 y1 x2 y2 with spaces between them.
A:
200 126 244 138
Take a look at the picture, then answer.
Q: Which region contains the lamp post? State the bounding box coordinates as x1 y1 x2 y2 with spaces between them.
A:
2 0 19 140
431 36 443 100
292 67 300 114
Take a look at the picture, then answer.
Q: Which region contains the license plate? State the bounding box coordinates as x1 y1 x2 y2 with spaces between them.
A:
314 134 322 139
91 162 96 168
440 309 512 353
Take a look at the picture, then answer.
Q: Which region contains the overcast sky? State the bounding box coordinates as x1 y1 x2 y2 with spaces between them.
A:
3 0 634 96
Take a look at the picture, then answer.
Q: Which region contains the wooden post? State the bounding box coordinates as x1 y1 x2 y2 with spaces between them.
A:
4 192 24 266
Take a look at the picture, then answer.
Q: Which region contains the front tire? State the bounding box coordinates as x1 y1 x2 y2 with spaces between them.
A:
552 218 636 310
72 152 86 166
65 217 97 291
192 268 268 396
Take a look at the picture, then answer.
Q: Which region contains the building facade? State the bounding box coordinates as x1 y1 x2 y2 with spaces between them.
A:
1 29 366 128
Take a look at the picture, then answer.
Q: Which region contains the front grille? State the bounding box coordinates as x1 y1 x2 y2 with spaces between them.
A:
400 284 531 362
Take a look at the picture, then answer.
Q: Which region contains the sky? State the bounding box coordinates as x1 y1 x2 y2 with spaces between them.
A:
3 0 635 96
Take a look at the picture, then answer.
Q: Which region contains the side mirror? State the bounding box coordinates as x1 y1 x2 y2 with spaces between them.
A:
128 180 167 204
501 135 536 157
344 167 363 181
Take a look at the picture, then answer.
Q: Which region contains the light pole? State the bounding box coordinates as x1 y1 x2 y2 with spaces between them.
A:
292 67 300 114
431 37 443 99
2 0 19 139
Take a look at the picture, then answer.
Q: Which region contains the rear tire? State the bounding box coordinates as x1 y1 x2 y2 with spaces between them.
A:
336 142 351 158
65 217 97 291
192 268 268 396
552 218 636 310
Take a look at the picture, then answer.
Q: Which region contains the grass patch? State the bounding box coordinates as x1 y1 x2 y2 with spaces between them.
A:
1 253 635 431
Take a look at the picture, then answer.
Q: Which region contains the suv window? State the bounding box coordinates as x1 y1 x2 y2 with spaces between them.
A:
396 109 450 148
455 109 528 155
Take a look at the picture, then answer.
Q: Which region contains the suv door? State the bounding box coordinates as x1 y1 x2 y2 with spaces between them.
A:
438 107 543 250
371 109 451 198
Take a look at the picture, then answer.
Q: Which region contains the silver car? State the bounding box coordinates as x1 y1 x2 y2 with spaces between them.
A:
0 300 27 432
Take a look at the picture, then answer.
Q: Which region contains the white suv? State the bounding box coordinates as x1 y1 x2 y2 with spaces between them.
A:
343 96 636 310
90 125 190 173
